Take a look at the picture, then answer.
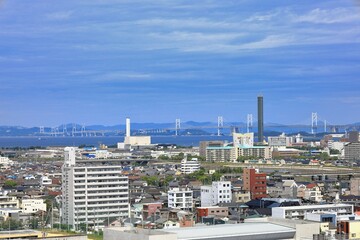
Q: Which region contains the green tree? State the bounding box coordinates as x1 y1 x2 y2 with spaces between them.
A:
1 218 23 230
330 149 340 155
4 180 17 188
319 152 330 161
141 176 159 186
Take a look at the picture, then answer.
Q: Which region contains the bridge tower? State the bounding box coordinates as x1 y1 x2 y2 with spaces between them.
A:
72 124 77 137
81 125 86 137
175 119 181 136
247 114 253 133
39 126 45 134
217 116 224 136
62 124 67 136
311 112 318 134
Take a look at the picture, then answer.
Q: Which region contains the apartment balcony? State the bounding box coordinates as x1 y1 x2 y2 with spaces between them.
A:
87 196 128 202
86 176 124 180
86 186 128 190
86 191 127 196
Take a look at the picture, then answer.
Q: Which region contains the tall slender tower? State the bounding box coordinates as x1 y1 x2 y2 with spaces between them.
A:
126 117 131 137
257 95 264 143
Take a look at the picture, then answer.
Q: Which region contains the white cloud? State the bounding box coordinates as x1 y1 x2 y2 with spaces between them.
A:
136 18 236 29
294 8 360 24
46 11 73 20
95 72 152 82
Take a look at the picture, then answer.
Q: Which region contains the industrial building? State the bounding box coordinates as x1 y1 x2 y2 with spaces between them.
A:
118 117 152 149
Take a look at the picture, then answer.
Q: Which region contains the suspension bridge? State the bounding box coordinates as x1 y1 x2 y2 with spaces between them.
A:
38 113 359 137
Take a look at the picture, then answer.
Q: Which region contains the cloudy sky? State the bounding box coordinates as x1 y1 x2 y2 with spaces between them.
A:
0 0 359 126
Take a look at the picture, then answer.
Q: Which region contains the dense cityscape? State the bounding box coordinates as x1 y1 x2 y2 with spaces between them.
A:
1 0 360 240
0 96 359 239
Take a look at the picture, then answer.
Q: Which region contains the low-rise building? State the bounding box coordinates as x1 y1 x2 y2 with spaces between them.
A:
180 158 200 174
196 206 228 222
304 183 323 202
20 198 47 213
272 204 354 220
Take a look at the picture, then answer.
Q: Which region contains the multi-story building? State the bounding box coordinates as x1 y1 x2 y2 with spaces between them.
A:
303 183 323 202
344 142 360 161
199 141 224 158
268 134 287 147
272 204 354 220
232 190 251 203
168 188 193 211
61 147 129 230
243 168 267 199
338 220 360 239
0 195 19 208
348 131 359 143
235 146 272 160
233 133 254 147
21 198 47 213
206 146 235 162
142 203 162 220
200 181 232 207
180 158 200 174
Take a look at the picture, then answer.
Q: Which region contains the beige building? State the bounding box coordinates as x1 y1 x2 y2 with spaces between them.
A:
206 146 235 162
235 146 272 160
199 141 224 157
21 198 47 213
232 190 251 203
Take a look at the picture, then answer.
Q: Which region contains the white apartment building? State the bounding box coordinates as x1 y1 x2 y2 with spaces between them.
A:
268 134 287 147
272 204 354 220
180 158 200 174
200 181 232 207
21 198 47 213
168 188 193 211
61 147 129 230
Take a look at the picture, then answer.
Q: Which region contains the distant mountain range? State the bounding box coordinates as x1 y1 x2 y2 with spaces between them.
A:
0 121 358 137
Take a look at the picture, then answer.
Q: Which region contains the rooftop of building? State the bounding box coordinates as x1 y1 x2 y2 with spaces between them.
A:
273 203 353 210
163 222 296 240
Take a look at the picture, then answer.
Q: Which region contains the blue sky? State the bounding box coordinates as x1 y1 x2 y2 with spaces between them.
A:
0 0 359 127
